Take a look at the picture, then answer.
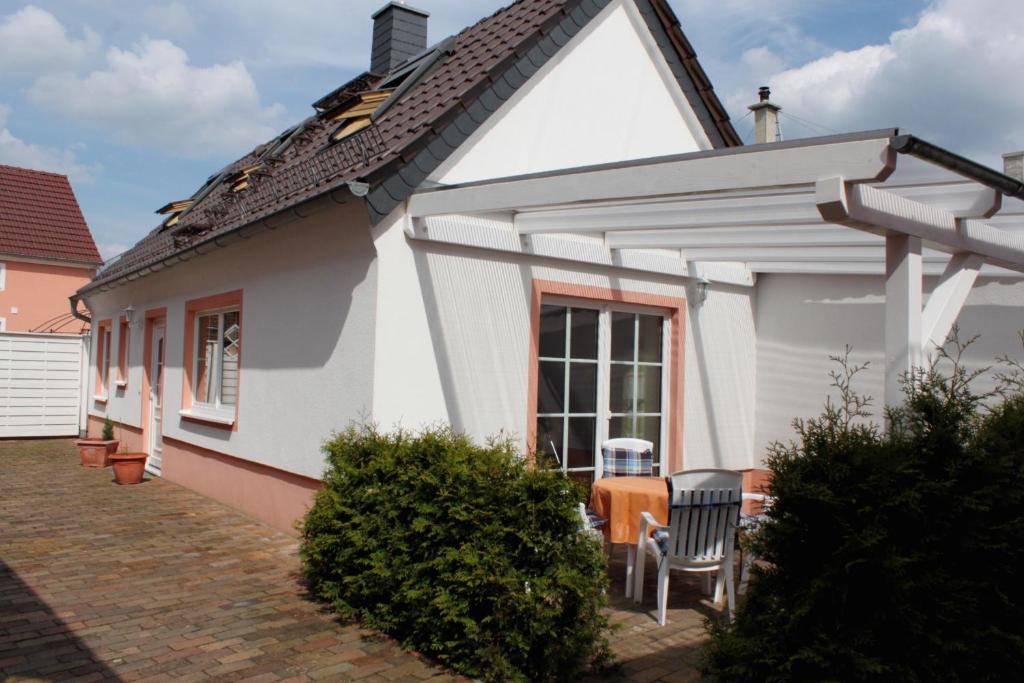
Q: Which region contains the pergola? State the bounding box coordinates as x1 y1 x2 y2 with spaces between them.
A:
407 129 1024 407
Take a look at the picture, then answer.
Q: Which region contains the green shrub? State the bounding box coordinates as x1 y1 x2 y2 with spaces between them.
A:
101 417 114 441
300 425 611 682
703 345 1024 682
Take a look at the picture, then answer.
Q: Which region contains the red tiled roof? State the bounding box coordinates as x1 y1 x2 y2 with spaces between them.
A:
0 164 102 266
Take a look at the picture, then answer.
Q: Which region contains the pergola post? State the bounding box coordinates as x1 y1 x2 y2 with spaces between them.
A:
884 233 923 408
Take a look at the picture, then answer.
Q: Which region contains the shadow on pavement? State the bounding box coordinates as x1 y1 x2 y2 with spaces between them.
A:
0 559 120 681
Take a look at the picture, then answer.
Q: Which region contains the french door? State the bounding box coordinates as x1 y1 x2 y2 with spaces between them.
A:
147 322 165 475
535 299 669 486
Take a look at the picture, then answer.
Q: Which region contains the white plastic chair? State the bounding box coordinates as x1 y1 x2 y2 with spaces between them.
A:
577 502 605 544
632 469 742 624
598 437 655 597
738 492 774 595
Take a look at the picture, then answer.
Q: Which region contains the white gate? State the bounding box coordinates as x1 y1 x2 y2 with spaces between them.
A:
0 332 88 438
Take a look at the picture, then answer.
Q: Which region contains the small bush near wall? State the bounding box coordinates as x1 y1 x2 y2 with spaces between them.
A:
300 425 611 682
703 343 1024 682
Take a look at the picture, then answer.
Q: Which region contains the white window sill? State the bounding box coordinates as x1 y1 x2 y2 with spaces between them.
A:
179 407 235 427
93 394 108 404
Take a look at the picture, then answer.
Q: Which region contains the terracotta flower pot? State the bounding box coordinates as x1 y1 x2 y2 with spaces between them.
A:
76 440 119 468
110 453 147 485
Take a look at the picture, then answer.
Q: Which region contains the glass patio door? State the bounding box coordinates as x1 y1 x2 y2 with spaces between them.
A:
535 301 668 486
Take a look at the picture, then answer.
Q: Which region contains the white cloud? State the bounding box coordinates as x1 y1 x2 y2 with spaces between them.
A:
0 104 94 182
0 5 99 79
28 38 286 158
727 0 1024 164
98 243 129 261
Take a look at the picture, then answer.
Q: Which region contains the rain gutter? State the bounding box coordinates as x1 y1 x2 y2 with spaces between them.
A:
891 134 1024 200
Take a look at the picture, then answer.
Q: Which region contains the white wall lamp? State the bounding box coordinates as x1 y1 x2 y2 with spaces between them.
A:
123 305 134 324
695 278 711 306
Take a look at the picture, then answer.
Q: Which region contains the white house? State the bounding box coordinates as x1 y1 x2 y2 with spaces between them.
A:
76 0 1024 532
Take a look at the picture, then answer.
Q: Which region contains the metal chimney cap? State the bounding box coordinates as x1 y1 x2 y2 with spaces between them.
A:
758 86 771 102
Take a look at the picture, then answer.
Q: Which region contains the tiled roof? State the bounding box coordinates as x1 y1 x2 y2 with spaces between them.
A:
84 0 737 293
0 164 102 266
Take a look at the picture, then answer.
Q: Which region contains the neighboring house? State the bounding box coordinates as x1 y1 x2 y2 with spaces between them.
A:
0 164 102 332
76 0 1024 533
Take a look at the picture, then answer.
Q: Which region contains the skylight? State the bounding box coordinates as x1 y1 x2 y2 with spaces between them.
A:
329 90 392 142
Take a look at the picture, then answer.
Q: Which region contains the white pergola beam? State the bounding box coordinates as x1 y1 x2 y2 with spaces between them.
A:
605 224 879 250
816 177 1024 272
515 193 822 234
894 183 1001 218
885 234 924 408
669 245 977 263
921 253 984 355
410 137 896 217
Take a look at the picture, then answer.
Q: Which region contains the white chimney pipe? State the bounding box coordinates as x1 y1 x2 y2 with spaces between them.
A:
748 86 781 144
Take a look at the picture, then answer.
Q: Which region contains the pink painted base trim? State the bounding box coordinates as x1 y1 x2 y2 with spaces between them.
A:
86 415 144 452
161 436 321 535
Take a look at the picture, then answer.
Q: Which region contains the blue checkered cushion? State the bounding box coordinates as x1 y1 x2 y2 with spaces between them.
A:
602 446 654 477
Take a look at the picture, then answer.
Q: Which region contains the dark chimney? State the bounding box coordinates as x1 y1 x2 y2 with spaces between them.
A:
371 2 429 75
758 86 771 102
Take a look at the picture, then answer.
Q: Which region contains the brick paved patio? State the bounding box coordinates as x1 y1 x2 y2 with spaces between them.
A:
1 440 715 682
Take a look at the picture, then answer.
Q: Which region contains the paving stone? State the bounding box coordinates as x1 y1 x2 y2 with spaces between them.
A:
0 440 464 682
1 439 719 682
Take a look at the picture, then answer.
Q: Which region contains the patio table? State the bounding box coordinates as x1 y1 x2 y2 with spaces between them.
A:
590 476 668 597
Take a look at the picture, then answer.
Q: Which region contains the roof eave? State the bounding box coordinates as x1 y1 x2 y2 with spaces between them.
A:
78 181 368 296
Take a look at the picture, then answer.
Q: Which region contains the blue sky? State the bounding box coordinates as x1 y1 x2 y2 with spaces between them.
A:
1 0 1021 260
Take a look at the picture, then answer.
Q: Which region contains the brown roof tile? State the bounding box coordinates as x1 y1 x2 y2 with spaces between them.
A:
0 164 102 266
85 0 736 293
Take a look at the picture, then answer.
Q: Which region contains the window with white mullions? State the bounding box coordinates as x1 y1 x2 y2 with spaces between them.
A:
535 302 668 487
193 309 240 410
609 312 664 468
536 305 599 487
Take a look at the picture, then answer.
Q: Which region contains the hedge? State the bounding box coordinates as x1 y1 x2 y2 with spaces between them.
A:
300 425 611 682
703 344 1024 682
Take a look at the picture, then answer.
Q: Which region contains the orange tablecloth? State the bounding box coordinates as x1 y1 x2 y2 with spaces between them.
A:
590 476 669 545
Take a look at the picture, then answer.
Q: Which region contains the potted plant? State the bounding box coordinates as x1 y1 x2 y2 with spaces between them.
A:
110 423 147 485
76 417 119 467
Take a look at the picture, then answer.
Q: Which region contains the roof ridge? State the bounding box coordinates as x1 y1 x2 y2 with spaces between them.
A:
82 0 740 291
0 163 70 180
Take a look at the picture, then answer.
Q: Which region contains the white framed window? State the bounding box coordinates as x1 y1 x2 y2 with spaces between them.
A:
0 262 6 291
535 300 669 487
0 317 6 331
94 320 112 400
189 308 240 421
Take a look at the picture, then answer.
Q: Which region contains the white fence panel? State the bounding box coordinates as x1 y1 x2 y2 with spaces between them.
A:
0 332 88 438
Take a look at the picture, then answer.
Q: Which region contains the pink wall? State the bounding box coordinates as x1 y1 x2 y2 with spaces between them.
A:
0 258 95 332
161 436 321 535
87 414 144 451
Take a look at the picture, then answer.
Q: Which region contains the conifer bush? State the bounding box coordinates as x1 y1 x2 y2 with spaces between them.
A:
300 425 611 682
703 340 1024 682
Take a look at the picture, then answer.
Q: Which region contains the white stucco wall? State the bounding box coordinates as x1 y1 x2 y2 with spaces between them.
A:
429 0 708 186
754 273 1024 459
84 201 377 479
370 212 758 471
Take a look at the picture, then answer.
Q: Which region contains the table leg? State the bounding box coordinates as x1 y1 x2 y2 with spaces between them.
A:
625 544 635 598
